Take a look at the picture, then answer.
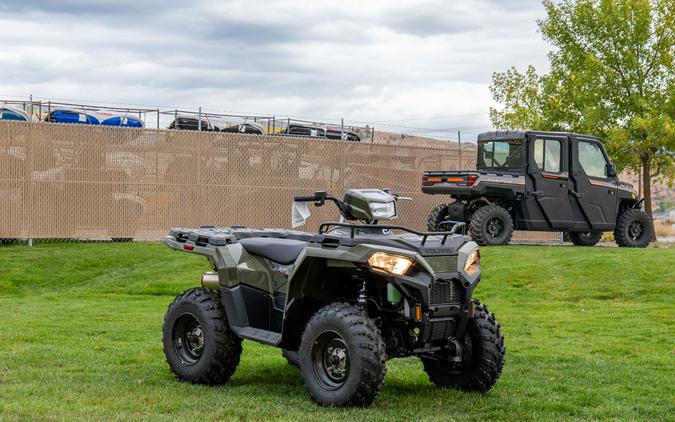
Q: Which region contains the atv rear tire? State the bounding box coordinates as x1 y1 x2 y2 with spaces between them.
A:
614 209 652 248
299 303 386 407
421 301 505 392
282 349 300 367
568 231 602 246
163 288 242 385
469 205 513 246
427 203 450 231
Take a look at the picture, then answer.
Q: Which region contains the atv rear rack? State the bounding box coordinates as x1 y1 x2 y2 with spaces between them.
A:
318 221 466 245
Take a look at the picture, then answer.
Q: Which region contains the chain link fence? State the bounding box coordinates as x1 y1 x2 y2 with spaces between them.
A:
0 122 559 243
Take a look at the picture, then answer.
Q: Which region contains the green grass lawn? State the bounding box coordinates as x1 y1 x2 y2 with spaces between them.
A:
0 243 673 421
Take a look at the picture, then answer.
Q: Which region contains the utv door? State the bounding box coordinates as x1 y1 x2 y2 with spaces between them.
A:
525 135 575 229
569 137 618 230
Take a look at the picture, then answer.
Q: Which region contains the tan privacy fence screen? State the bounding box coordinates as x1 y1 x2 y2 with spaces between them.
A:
0 122 558 242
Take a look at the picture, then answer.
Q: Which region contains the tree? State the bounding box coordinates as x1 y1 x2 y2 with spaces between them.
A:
490 0 675 218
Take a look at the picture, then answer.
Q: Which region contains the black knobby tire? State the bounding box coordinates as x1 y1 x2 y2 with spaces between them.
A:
162 288 242 385
469 205 513 246
111 237 133 243
421 301 505 393
614 209 652 248
568 231 602 246
282 349 300 367
427 203 450 231
299 303 386 407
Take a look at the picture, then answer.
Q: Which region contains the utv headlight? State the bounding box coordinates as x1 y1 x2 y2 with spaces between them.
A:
368 252 413 275
463 249 480 275
369 201 396 219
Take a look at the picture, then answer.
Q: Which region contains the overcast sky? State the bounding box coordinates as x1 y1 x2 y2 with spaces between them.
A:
0 0 549 140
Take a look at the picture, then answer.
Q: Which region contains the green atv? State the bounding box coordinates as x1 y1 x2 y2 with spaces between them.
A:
162 189 505 407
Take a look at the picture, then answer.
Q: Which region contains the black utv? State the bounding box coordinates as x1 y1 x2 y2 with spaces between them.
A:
423 131 653 247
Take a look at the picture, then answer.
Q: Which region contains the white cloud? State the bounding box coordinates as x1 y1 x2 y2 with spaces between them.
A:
0 0 549 140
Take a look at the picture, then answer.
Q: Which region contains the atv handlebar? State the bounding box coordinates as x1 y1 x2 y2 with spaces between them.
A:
293 195 318 202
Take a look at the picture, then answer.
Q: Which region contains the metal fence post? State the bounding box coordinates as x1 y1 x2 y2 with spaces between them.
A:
198 107 202 131
458 130 462 169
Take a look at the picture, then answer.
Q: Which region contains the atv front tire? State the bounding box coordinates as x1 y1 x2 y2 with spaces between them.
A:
568 231 602 246
614 209 652 248
163 288 242 385
469 205 513 246
299 303 386 407
421 301 505 392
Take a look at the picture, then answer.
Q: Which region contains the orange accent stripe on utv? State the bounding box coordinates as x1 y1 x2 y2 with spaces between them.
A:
426 177 442 183
446 177 464 182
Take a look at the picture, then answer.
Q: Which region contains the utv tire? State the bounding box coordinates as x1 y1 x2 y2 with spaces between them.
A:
421 301 505 392
282 349 300 367
111 237 133 243
568 231 602 246
614 209 652 248
427 203 451 231
299 303 386 407
469 205 513 246
163 288 242 385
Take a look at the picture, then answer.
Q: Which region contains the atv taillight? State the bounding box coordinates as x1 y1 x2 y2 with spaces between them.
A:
467 175 478 187
183 244 194 251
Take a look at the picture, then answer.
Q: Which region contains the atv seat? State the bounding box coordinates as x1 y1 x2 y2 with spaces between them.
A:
238 237 306 264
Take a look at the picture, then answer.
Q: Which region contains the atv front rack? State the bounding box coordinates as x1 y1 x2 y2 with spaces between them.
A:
318 221 466 245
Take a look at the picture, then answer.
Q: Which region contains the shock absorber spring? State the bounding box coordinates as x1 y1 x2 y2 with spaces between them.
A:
357 280 368 308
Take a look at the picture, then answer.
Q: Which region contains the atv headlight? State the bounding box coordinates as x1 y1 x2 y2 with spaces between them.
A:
463 249 480 275
369 201 396 219
368 252 413 275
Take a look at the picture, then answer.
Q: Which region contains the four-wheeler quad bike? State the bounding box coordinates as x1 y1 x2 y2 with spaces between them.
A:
423 131 653 247
162 189 505 407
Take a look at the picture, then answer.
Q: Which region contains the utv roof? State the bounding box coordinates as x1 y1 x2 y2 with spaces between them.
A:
477 131 601 142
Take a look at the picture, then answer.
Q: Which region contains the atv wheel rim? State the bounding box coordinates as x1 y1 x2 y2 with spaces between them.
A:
173 313 204 365
312 331 350 390
628 220 644 241
485 217 504 239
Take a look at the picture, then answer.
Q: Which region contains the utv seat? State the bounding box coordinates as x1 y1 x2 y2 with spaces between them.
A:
238 237 306 264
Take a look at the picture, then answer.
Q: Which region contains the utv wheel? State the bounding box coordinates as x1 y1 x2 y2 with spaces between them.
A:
282 349 300 367
568 231 602 246
111 237 133 243
614 209 652 248
469 205 513 246
427 203 451 231
299 303 386 407
163 288 242 385
421 301 505 392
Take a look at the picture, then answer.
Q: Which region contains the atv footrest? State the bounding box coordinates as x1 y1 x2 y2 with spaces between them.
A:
237 327 281 346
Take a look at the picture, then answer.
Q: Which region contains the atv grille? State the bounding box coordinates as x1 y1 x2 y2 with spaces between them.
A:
429 280 463 305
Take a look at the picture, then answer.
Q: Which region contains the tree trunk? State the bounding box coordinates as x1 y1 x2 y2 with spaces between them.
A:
641 157 656 241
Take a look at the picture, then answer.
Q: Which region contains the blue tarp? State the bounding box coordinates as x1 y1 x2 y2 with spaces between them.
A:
51 110 100 125
100 116 143 128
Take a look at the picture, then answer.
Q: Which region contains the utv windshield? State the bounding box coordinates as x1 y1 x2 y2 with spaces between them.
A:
477 139 524 171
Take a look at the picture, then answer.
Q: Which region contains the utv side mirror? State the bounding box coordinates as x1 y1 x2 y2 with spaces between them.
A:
607 163 617 178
